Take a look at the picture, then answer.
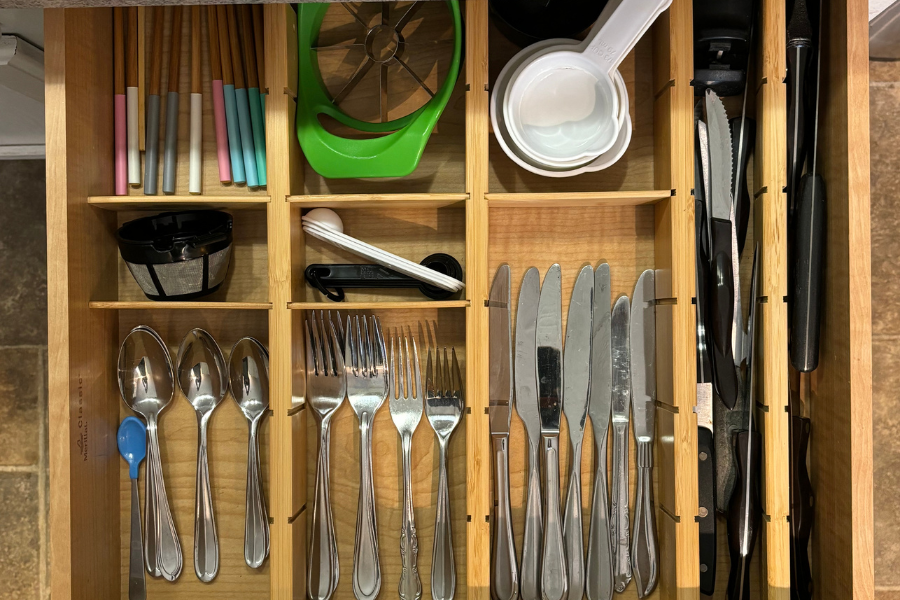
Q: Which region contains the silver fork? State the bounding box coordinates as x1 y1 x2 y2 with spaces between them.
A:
306 311 346 600
389 332 424 600
345 315 388 600
425 347 464 600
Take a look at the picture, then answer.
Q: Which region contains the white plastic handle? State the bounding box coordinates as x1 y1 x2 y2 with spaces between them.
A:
583 0 673 74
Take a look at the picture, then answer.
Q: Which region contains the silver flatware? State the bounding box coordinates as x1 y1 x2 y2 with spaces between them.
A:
117 325 183 582
177 329 227 582
586 263 614 600
562 265 594 600
610 296 632 593
537 264 566 600
489 265 518 600
345 315 388 600
515 266 542 600
389 331 424 600
305 312 345 599
630 270 658 597
425 346 464 600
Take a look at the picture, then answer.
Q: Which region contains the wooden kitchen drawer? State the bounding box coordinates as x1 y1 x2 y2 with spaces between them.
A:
44 1 871 599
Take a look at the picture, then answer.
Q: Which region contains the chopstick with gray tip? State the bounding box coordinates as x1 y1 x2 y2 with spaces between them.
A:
162 7 183 195
144 7 165 195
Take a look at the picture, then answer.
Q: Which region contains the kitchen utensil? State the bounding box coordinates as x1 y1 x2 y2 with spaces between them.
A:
189 7 202 195
306 312 345 598
145 7 166 194
787 0 812 225
226 5 259 188
252 4 266 130
425 346 464 600
177 328 228 582
610 295 632 593
207 5 231 183
118 416 147 600
790 385 814 600
389 331 424 600
704 89 741 409
241 5 266 187
345 315 388 600
117 325 183 581
295 1 462 179
563 266 594 600
127 7 140 186
586 263 613 600
515 266 542 600
726 247 761 600
631 270 658 597
537 264 566 600
489 0 608 48
489 264 518 600
117 210 233 301
305 253 464 302
731 117 756 257
229 337 271 569
216 5 245 184
693 0 754 96
163 7 183 195
114 7 126 196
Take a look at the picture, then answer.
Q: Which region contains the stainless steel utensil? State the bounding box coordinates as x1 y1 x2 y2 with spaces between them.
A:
345 315 388 600
389 331 424 600
117 325 183 582
537 264 566 600
630 270 658 597
229 337 271 570
305 312 345 599
610 296 632 592
425 346 464 600
489 265 518 600
177 329 228 583
515 266 542 600
562 265 594 600
586 263 613 600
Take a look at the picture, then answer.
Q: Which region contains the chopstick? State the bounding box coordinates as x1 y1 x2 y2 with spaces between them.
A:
126 7 140 186
241 4 266 186
162 6 183 194
226 5 259 188
114 8 126 196
189 6 202 195
252 4 266 139
144 6 165 195
216 5 245 185
207 5 231 184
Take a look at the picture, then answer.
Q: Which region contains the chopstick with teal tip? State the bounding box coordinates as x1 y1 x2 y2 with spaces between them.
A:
226 5 258 188
242 5 266 186
216 5 245 185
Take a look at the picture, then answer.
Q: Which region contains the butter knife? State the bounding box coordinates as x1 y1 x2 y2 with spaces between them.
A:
610 295 632 593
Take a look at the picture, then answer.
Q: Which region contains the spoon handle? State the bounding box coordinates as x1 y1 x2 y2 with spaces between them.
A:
149 421 183 581
245 416 269 569
144 421 161 577
129 478 146 600
194 418 219 582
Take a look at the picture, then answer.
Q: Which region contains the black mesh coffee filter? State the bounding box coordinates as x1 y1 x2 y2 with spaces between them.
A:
117 211 234 301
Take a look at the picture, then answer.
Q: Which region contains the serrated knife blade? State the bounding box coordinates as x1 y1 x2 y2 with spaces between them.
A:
705 89 734 222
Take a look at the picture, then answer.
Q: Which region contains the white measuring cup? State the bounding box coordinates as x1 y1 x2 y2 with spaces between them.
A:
504 0 672 164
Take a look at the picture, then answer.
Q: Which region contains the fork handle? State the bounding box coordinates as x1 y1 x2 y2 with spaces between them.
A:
399 433 422 600
308 418 339 600
431 439 455 600
353 414 382 600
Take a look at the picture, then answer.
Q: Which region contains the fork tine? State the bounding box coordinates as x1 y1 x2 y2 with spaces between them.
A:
411 335 422 400
389 334 397 399
403 335 412 398
425 347 434 397
320 311 335 376
451 347 462 398
310 312 325 377
327 312 344 373
441 346 450 398
371 317 384 370
363 316 376 377
305 317 316 376
345 314 356 375
336 311 345 357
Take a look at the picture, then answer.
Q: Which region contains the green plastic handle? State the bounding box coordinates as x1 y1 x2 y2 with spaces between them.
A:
249 87 267 187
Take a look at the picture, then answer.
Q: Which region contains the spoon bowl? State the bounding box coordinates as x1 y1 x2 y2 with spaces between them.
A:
229 337 270 421
177 328 228 415
117 416 147 480
119 325 175 418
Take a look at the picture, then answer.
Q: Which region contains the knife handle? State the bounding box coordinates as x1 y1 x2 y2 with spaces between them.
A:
790 173 826 373
563 442 585 600
698 426 717 596
790 416 814 600
521 439 543 600
586 429 614 600
726 430 761 600
696 199 714 381
786 40 812 221
632 440 659 598
710 217 740 409
541 435 567 600
611 421 632 593
491 433 518 600
730 117 756 257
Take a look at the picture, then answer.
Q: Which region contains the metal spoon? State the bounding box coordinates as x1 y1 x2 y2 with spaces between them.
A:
229 337 271 569
177 329 228 582
117 325 183 581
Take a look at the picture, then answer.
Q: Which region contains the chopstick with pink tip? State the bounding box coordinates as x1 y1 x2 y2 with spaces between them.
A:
114 8 126 195
207 5 231 184
126 8 140 187
189 6 202 194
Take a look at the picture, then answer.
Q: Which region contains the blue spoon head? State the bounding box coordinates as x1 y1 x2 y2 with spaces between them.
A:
117 416 147 480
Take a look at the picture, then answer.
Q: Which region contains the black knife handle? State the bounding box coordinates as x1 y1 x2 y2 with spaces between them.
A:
696 200 714 381
786 41 812 221
726 430 761 600
790 173 826 372
709 217 740 409
730 117 756 257
698 426 717 596
790 415 814 600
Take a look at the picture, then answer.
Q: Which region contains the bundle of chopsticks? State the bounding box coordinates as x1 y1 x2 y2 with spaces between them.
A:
113 5 267 196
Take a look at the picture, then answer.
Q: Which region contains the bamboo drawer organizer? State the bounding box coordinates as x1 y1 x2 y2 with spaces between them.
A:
45 1 872 598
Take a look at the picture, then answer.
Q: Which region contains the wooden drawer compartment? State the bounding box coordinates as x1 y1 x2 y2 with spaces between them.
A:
44 1 872 599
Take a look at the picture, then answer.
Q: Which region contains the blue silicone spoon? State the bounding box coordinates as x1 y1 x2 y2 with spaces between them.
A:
118 416 148 600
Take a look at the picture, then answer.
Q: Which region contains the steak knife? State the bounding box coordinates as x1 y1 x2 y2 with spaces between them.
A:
515 267 543 600
562 266 594 600
586 264 614 600
537 265 567 600
631 270 658 598
489 265 518 600
610 295 632 593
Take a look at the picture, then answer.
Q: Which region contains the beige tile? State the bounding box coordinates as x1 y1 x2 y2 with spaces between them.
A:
874 338 900 586
0 472 39 599
871 61 900 83
878 590 900 600
871 82 900 339
0 347 41 466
